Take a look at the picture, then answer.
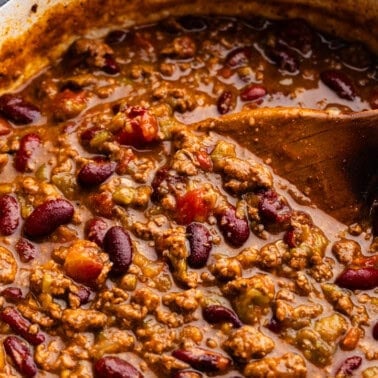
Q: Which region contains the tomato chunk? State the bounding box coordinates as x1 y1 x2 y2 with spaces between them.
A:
116 106 158 148
176 189 212 225
64 241 104 285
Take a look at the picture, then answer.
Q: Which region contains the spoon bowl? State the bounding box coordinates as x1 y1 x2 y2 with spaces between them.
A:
193 107 378 225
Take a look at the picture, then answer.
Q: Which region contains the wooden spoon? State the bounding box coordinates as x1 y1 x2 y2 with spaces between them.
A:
192 107 378 225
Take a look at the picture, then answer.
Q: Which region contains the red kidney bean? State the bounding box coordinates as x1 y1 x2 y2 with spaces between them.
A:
0 194 20 236
186 223 212 268
335 267 378 290
372 322 378 340
335 356 362 376
240 84 267 102
266 316 283 334
151 167 184 203
0 307 45 345
203 305 242 328
23 198 74 238
172 371 203 378
76 286 91 305
217 90 235 115
278 19 314 54
226 47 252 67
78 158 116 186
105 29 128 45
102 54 120 75
0 287 23 302
257 189 292 225
265 46 299 73
172 347 232 373
283 227 300 248
195 150 213 172
320 70 356 100
85 217 108 247
80 126 102 145
3 336 37 377
216 206 250 248
14 133 41 172
103 226 133 276
0 94 41 125
15 238 38 262
177 16 207 32
94 356 142 378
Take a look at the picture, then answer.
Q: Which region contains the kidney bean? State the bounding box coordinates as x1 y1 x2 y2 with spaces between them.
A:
335 267 378 290
0 287 23 302
94 356 142 378
186 223 212 268
217 90 235 115
372 322 378 340
172 347 232 373
80 126 102 144
257 189 292 225
320 70 356 100
76 286 91 305
3 336 37 377
14 133 41 172
283 227 301 248
0 307 45 345
151 167 184 203
0 194 20 236
103 226 133 276
0 94 41 125
78 158 116 186
172 371 202 378
195 150 213 172
203 305 242 328
106 29 128 45
216 206 250 248
15 238 38 262
23 198 74 238
278 19 314 54
103 54 120 75
265 46 299 73
85 217 108 247
266 316 283 334
336 356 362 376
226 47 252 67
240 84 267 102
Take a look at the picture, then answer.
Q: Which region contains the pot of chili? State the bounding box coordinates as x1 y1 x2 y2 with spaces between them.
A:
0 0 377 377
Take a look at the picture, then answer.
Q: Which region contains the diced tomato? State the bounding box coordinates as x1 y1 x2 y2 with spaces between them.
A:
64 246 103 285
116 106 158 148
353 255 378 269
176 188 211 225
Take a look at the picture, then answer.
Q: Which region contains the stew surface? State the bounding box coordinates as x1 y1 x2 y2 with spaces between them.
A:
0 15 377 378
